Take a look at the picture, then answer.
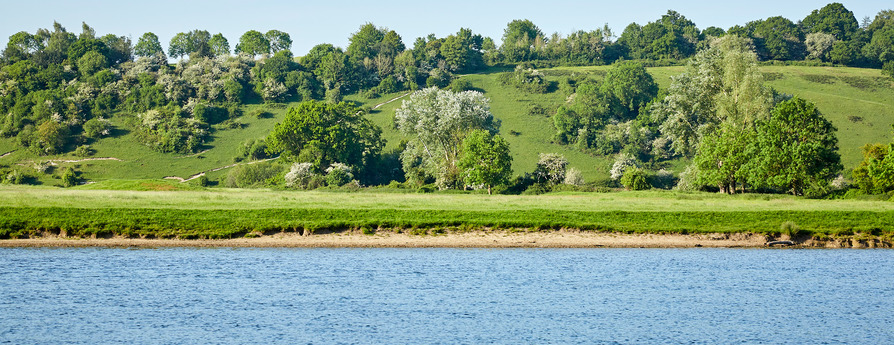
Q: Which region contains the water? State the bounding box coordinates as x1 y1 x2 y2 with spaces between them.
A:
0 248 891 344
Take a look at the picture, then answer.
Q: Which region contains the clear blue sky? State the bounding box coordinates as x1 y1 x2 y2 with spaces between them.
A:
1 0 890 56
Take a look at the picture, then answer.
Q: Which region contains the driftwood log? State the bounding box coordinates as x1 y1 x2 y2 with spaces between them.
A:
765 240 795 247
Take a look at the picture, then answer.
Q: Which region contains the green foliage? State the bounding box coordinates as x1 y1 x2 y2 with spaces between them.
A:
395 88 497 188
500 67 551 93
801 3 859 41
60 167 78 187
235 30 270 57
134 105 208 154
77 50 108 77
458 130 513 194
74 144 94 157
748 98 842 195
134 32 164 58
853 142 894 194
265 30 291 54
618 10 699 60
500 19 544 62
325 163 354 187
225 161 282 188
266 101 384 172
600 61 658 121
236 139 269 162
884 61 894 79
621 168 651 190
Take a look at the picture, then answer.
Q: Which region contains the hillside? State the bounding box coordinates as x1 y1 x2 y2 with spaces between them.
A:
0 65 891 185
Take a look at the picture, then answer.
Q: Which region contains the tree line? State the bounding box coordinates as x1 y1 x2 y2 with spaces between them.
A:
0 2 891 194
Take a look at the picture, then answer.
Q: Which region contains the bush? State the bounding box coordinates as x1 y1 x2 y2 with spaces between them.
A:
284 162 315 189
225 162 282 188
82 118 111 139
362 88 381 99
448 79 473 93
563 168 584 186
4 170 28 185
60 167 78 187
74 145 94 157
325 163 353 187
194 175 210 187
884 61 894 80
620 168 650 191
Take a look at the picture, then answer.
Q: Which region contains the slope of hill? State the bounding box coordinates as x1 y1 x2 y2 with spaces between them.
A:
0 66 890 186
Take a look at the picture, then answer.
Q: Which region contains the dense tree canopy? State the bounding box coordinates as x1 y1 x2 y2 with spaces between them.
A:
458 130 512 194
134 32 164 58
266 101 384 171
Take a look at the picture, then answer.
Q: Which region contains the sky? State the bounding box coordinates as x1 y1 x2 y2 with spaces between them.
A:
1 0 890 56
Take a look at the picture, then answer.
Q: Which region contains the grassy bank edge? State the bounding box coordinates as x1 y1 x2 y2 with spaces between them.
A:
1 207 891 246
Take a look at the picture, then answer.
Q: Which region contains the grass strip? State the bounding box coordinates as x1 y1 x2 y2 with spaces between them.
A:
1 207 891 240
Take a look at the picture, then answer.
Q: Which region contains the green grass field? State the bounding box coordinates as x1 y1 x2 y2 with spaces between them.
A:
0 65 890 185
1 186 892 240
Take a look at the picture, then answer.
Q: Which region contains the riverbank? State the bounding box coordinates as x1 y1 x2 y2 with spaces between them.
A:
1 230 889 248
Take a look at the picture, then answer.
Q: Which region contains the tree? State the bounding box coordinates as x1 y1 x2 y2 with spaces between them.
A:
621 168 650 190
168 32 190 59
532 153 568 185
747 16 806 61
500 19 543 62
265 30 291 53
395 87 498 188
266 101 383 172
100 34 132 64
209 33 230 56
347 23 386 62
600 62 658 121
235 30 270 57
77 50 108 77
458 130 512 194
801 3 859 41
747 97 841 195
653 35 770 157
853 141 894 194
805 32 836 61
134 32 164 58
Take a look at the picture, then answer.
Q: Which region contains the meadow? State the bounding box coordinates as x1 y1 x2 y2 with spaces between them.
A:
1 185 892 241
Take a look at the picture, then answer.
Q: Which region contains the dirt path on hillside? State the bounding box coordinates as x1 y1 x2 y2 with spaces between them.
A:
373 92 412 109
0 150 15 159
46 157 123 164
164 157 279 182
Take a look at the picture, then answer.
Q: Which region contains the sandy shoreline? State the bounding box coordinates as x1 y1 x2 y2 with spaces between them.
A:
0 231 887 248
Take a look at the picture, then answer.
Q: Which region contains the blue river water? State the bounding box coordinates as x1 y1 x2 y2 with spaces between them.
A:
0 248 892 344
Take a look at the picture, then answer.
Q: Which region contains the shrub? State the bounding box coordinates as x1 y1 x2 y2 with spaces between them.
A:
448 79 473 93
620 168 650 191
284 162 315 189
610 153 639 180
225 162 282 188
194 175 210 187
60 167 78 187
4 170 27 185
74 145 94 157
533 153 568 185
378 76 399 94
82 118 111 139
325 163 353 187
563 167 584 186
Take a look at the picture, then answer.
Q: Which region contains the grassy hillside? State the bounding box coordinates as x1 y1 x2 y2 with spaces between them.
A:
0 66 890 185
